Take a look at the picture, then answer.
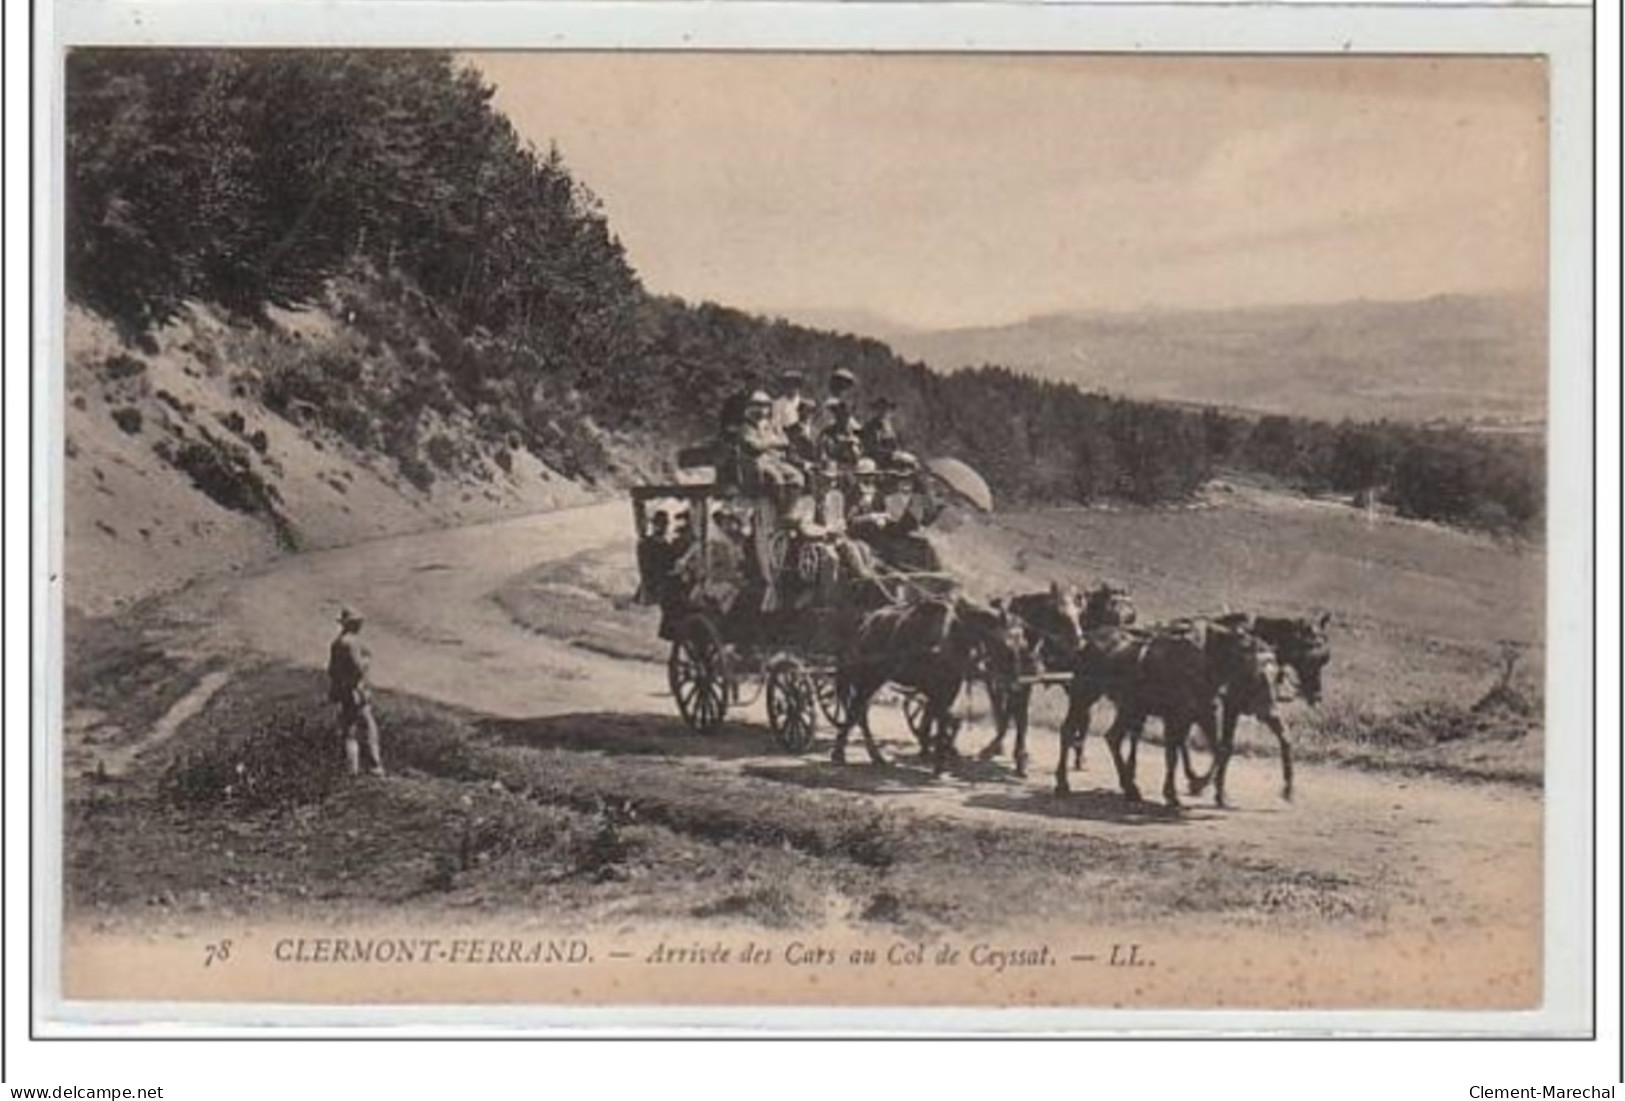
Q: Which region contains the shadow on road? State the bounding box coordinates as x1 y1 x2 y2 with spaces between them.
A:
743 759 948 795
477 711 789 761
965 786 1213 826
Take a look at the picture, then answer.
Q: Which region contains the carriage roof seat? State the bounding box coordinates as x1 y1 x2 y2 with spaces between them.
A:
677 442 723 470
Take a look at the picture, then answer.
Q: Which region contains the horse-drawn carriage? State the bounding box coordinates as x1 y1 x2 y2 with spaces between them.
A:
631 473 961 756
631 461 1331 802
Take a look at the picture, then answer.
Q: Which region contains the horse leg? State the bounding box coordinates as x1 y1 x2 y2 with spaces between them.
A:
1211 705 1240 808
1105 712 1142 804
1012 686 1032 778
856 685 890 766
831 672 865 765
931 700 950 778
1163 718 1188 809
978 684 1009 761
1263 712 1294 801
1055 692 1094 795
1071 705 1086 770
1185 701 1220 797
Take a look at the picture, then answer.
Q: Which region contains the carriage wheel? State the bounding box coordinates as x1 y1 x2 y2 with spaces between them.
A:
766 659 819 754
901 691 933 748
813 671 848 728
668 616 728 734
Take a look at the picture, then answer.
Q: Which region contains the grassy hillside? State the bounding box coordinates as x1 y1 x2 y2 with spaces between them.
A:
885 294 1546 428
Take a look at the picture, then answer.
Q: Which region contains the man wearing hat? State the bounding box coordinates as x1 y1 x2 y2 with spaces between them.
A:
846 458 892 538
818 397 863 466
829 366 858 404
771 370 806 433
718 367 762 437
327 606 384 778
773 370 819 463
740 389 806 493
860 395 914 470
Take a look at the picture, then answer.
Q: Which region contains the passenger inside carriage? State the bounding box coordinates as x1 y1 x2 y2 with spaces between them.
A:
635 509 677 606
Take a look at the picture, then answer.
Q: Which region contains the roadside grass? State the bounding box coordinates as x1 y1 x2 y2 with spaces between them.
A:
65 605 213 742
67 663 1380 933
982 501 1544 712
494 545 664 664
1286 692 1543 788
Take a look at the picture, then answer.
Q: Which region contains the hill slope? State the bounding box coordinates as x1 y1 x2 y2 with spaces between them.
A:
885 294 1546 427
64 299 596 615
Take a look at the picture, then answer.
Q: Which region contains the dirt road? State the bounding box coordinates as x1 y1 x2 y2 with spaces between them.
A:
73 500 1546 1009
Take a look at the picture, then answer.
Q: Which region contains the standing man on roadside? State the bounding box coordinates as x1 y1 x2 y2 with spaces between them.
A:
328 606 384 778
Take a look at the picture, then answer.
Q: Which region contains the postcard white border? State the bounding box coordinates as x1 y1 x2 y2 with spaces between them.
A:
30 0 1596 1038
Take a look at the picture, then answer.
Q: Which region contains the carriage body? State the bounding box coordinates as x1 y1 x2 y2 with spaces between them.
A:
631 479 958 752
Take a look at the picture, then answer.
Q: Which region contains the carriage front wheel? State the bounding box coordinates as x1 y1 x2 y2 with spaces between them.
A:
766 658 819 754
669 615 729 734
813 671 847 728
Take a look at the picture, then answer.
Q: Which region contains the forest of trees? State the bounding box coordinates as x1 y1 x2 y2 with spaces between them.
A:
64 49 1545 538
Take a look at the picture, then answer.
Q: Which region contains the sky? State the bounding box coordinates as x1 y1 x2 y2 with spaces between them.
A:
467 53 1546 331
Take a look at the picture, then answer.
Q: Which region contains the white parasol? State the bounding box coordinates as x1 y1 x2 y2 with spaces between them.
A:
924 456 994 512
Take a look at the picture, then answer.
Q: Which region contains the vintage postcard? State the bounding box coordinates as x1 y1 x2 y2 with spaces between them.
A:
38 2 1595 1033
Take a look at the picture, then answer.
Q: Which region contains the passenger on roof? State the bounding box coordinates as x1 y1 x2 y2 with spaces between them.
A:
718 367 762 437
828 366 858 411
740 390 807 494
773 370 818 462
860 396 916 470
772 369 806 433
819 398 863 466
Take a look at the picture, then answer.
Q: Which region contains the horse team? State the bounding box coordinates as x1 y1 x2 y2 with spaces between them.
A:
829 581 1332 810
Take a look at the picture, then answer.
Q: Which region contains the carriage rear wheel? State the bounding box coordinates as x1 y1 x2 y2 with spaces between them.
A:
669 615 729 734
766 658 819 754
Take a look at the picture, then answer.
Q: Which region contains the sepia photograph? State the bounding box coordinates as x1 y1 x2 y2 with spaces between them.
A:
46 41 1577 1022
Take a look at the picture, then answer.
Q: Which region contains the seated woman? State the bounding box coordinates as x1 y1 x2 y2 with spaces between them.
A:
819 399 863 467
858 397 918 472
740 390 807 498
846 459 943 574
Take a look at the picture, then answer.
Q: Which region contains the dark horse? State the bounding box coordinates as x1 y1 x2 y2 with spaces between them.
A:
1054 620 1281 808
977 582 1138 776
833 596 1026 776
1201 612 1333 804
1214 613 1332 707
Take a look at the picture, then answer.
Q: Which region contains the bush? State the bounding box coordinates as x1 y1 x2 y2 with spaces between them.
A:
110 406 143 435
101 353 147 380
163 712 344 811
423 433 460 472
326 401 376 452
398 454 435 492
158 436 283 517
155 388 193 415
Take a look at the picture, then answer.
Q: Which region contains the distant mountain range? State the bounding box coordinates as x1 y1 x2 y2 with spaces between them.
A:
855 294 1547 427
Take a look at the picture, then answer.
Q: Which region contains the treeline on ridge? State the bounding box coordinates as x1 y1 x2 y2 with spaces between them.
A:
65 49 1544 537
